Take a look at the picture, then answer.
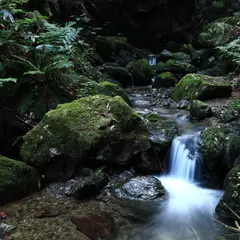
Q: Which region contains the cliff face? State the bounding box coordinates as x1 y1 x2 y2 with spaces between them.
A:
50 0 197 48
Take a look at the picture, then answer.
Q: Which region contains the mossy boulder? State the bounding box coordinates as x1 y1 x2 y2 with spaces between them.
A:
77 81 131 105
172 52 191 63
156 49 173 62
152 72 176 89
94 81 131 105
126 59 155 86
171 74 232 101
100 63 132 86
20 95 150 181
0 155 40 205
216 164 240 220
155 60 197 74
200 127 240 181
190 100 212 120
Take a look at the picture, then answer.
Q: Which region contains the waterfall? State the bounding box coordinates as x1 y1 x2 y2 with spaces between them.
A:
148 55 157 66
169 134 199 181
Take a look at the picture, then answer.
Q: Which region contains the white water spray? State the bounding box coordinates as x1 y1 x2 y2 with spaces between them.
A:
155 133 224 240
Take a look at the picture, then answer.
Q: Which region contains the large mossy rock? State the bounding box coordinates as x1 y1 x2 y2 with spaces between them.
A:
20 95 150 182
77 81 131 105
152 72 177 88
216 164 240 220
171 74 232 101
126 59 155 86
0 155 40 205
94 81 131 105
190 100 212 120
200 127 240 181
155 60 197 74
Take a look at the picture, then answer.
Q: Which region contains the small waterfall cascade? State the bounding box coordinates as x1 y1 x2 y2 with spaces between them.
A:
148 55 157 66
169 133 199 181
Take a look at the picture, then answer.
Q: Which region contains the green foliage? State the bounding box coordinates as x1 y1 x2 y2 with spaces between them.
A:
217 38 240 64
231 100 240 112
0 0 101 122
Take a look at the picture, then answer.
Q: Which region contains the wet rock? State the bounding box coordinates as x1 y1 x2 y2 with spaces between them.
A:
100 63 132 87
0 155 40 205
21 95 150 182
156 49 172 62
171 74 232 101
152 72 176 89
0 223 16 240
71 212 115 240
216 164 240 220
126 60 155 86
147 118 178 152
200 127 240 181
213 108 238 123
176 100 190 110
67 173 109 200
190 100 213 120
109 174 165 200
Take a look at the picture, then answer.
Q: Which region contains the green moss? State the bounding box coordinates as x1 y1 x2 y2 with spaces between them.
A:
0 155 39 205
126 59 155 86
21 95 149 181
94 81 131 105
212 0 224 8
171 74 232 101
153 72 176 88
217 164 240 219
172 52 191 62
190 100 212 120
201 127 225 170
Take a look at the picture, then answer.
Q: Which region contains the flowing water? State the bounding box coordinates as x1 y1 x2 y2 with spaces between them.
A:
117 89 231 240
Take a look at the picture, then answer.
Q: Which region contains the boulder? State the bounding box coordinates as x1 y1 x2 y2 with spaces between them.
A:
108 172 165 200
152 72 177 88
172 52 191 63
171 74 232 101
155 60 197 74
190 100 213 120
216 164 240 220
176 100 190 110
200 127 240 181
95 36 148 65
0 155 40 205
94 81 131 105
146 116 178 153
66 172 109 200
77 81 131 105
156 49 173 62
100 63 133 86
20 95 150 182
126 59 155 86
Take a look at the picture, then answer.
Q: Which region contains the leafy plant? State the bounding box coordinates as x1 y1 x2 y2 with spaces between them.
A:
0 0 101 120
231 100 240 112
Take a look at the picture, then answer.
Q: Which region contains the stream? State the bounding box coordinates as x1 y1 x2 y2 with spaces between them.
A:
116 87 233 240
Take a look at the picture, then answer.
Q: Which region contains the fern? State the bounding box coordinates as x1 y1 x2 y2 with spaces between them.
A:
217 38 240 64
0 77 17 86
